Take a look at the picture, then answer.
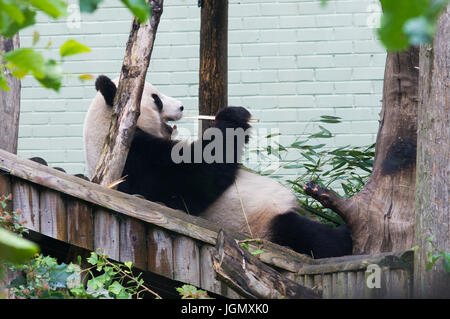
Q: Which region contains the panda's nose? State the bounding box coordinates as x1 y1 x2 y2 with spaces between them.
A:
180 106 184 112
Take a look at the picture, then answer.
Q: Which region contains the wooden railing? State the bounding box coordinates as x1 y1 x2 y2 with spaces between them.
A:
0 148 414 298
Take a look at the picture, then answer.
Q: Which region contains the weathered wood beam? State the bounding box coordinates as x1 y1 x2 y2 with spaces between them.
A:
0 149 316 272
213 230 321 299
91 0 164 187
198 0 228 135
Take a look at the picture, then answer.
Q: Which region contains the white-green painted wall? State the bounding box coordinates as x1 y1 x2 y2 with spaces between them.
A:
18 0 386 176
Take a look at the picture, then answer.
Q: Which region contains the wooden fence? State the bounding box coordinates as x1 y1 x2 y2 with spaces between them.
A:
0 149 414 298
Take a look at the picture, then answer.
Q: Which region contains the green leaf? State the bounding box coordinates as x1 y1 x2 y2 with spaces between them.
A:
120 0 151 23
0 0 25 24
251 250 264 255
36 59 62 91
124 261 133 269
0 71 10 91
87 252 98 265
32 30 40 46
377 0 448 51
4 47 45 78
108 281 125 295
28 0 68 19
0 6 36 38
403 16 434 46
0 227 40 264
48 263 72 289
79 0 104 13
60 39 91 57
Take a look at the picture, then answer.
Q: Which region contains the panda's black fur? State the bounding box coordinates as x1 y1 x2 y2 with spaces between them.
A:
94 77 352 259
118 106 252 215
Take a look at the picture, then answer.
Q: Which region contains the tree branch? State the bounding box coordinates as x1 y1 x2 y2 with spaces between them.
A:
91 1 164 186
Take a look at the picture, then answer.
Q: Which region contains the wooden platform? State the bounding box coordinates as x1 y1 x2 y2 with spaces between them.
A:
0 148 414 298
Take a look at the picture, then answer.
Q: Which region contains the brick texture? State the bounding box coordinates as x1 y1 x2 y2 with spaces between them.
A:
18 0 385 176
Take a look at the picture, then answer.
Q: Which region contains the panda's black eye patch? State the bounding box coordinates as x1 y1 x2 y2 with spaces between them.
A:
152 94 163 111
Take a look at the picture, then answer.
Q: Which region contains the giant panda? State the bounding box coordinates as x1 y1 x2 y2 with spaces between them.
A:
83 75 184 178
85 75 352 259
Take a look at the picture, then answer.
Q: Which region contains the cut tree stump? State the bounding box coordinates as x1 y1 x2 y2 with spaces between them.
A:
212 230 321 299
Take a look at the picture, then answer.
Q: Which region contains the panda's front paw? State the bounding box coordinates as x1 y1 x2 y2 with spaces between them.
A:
215 106 251 129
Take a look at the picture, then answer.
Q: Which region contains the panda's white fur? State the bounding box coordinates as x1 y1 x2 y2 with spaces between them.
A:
201 169 300 238
83 77 183 178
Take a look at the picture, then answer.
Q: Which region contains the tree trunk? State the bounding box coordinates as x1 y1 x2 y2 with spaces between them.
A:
0 34 20 299
91 1 164 186
304 47 419 255
198 0 228 135
414 6 449 299
0 35 20 154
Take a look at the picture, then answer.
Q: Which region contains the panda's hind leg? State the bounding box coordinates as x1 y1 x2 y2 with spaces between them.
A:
269 211 352 259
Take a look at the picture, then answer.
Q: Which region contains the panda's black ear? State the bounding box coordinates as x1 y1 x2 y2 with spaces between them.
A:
96 75 117 107
152 94 163 111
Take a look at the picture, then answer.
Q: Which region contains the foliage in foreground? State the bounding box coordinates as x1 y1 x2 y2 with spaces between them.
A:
0 0 151 92
8 251 162 299
321 0 449 51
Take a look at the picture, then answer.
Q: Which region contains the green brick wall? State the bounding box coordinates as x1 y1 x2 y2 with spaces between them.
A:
18 0 386 176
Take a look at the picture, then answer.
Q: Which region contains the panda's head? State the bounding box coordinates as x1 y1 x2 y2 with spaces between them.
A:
138 80 184 138
96 75 184 139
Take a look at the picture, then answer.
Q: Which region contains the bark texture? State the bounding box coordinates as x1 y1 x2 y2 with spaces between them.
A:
0 35 20 154
91 1 163 186
198 0 228 135
414 7 449 298
304 48 419 255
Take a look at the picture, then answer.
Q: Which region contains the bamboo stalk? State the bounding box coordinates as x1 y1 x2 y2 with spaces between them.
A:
183 114 260 122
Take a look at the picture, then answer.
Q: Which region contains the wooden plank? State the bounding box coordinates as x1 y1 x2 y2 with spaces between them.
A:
147 227 173 279
94 208 120 260
304 275 314 289
322 274 333 299
199 244 222 295
40 189 67 241
356 271 365 298
226 288 242 299
173 236 200 287
347 271 358 299
11 177 40 231
389 270 409 298
67 198 93 251
0 149 318 272
332 273 339 299
119 217 147 270
337 272 348 298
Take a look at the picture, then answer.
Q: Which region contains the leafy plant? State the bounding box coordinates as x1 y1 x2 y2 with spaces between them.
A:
176 284 211 299
412 236 450 274
0 194 39 264
249 116 375 226
0 0 152 92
